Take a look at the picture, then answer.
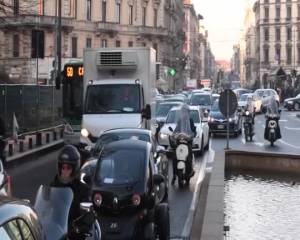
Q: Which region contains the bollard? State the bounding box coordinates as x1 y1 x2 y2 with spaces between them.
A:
46 133 50 143
53 131 57 141
36 132 42 146
28 137 33 149
8 143 13 156
60 129 64 138
19 141 24 152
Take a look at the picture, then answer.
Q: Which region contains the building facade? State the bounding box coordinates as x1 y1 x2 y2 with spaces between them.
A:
253 0 300 88
0 0 186 90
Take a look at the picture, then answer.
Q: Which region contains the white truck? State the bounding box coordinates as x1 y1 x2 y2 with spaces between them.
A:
80 47 156 146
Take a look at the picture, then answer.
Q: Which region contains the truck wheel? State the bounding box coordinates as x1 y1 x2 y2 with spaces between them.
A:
155 203 170 240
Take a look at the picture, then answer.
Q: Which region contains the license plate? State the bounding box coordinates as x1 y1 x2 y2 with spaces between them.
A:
108 222 120 233
218 125 225 129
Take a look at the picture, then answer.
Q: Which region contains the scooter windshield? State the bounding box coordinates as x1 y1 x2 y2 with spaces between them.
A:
34 186 73 240
173 105 194 137
266 98 279 116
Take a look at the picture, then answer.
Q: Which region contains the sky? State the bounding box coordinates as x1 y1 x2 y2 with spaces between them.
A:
193 0 252 61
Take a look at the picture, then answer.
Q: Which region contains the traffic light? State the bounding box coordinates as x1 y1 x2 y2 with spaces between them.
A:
168 68 177 77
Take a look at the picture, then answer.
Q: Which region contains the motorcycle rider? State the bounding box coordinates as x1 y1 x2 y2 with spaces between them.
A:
264 96 282 140
51 144 90 239
244 96 255 124
171 105 196 185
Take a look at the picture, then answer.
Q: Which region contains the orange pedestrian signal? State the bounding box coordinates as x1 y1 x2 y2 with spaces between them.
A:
78 67 84 76
66 67 74 77
64 64 84 79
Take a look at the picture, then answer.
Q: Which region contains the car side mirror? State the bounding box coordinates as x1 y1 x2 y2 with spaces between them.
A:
82 174 92 185
142 104 151 120
168 126 174 132
153 174 165 185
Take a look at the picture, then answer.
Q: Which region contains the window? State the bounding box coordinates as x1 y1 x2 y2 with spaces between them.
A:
87 0 91 21
264 7 269 19
75 0 77 19
287 46 292 64
298 5 300 18
276 28 281 41
264 28 269 41
129 5 133 25
116 2 121 23
17 219 34 240
102 0 106 22
86 38 92 48
13 0 19 15
31 30 44 58
0 220 22 240
276 7 280 19
275 47 281 63
154 9 158 27
116 40 121 47
264 0 269 3
13 34 19 57
128 41 133 47
287 5 292 20
142 42 147 47
72 37 77 58
142 7 147 26
287 27 292 41
264 48 269 63
101 39 107 48
276 0 280 3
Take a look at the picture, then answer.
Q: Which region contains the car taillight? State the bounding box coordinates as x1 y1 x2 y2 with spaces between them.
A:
93 193 102 207
132 194 141 206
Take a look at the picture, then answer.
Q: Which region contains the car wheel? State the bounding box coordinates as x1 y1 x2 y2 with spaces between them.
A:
294 102 300 111
155 203 170 240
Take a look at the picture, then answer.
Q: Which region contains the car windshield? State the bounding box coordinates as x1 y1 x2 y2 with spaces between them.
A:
94 132 150 154
255 90 264 97
211 102 220 112
85 84 140 114
96 149 144 185
166 109 199 123
190 95 211 106
240 94 249 101
156 103 180 117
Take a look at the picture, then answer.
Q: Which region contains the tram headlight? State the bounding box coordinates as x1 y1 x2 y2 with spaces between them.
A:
81 128 89 138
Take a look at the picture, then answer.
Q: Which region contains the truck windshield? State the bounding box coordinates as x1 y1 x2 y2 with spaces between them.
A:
85 84 141 114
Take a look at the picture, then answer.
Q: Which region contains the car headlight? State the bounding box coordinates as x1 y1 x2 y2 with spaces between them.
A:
81 128 89 138
208 117 214 122
245 111 250 116
287 101 293 104
159 133 169 140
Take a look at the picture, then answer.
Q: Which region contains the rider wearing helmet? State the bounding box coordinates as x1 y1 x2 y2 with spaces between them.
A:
51 145 89 238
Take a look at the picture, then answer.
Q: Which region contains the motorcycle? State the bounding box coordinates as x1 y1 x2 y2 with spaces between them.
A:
34 185 101 240
264 99 281 146
168 105 195 188
243 110 254 142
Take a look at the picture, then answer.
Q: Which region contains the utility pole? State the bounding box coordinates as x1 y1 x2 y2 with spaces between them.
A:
56 0 62 90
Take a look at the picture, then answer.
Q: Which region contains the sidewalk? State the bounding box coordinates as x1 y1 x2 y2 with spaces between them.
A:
5 128 65 163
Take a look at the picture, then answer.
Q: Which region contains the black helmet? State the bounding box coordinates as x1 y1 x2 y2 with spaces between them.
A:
57 145 80 181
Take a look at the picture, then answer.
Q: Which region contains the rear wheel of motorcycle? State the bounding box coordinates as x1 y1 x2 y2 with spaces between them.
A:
177 170 184 188
155 203 170 240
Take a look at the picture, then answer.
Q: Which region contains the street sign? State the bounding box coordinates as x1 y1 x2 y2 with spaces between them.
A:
219 89 238 117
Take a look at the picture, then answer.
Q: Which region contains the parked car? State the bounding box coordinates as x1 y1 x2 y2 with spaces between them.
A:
0 195 43 239
254 89 280 111
0 160 11 196
87 140 170 240
208 100 242 136
159 105 210 154
81 128 169 202
284 93 300 110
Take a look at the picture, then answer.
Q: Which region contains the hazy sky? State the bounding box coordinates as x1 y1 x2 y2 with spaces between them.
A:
194 0 250 61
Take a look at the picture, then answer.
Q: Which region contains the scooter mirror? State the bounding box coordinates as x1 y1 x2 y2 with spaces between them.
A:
168 126 174 132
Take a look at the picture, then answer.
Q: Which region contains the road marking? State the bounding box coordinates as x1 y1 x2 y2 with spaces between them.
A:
278 139 300 149
284 127 300 131
279 119 288 122
181 150 214 238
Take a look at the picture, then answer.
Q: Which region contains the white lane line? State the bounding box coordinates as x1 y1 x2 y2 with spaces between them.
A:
284 127 300 131
181 150 214 238
279 119 288 122
278 139 300 149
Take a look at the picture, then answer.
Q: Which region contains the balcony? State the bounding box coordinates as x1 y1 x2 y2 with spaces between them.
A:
97 22 168 39
0 15 73 30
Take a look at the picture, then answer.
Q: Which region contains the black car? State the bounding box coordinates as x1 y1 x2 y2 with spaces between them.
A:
86 140 170 240
284 93 300 111
208 101 242 136
0 196 43 239
81 128 169 202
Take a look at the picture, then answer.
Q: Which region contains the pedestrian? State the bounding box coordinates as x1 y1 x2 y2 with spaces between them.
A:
0 116 7 165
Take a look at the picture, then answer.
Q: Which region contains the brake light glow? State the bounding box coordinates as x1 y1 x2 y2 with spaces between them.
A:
93 193 102 207
132 194 141 206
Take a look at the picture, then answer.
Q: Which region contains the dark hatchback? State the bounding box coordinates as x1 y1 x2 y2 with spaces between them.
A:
88 140 170 240
208 101 242 136
0 196 43 240
284 93 300 111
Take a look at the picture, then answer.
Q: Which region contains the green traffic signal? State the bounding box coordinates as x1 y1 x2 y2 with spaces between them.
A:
168 68 177 77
